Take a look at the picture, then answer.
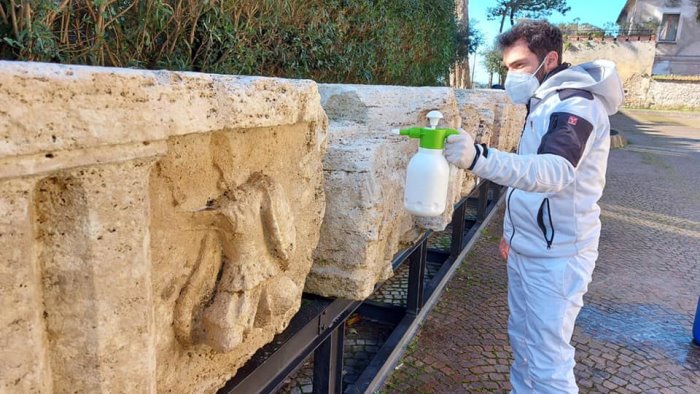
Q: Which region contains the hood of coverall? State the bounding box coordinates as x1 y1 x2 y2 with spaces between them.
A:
536 59 625 115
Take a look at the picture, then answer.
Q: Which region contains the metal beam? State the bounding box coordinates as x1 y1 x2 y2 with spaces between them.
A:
218 183 505 394
313 324 345 394
217 297 360 394
357 301 405 326
357 187 506 393
406 239 426 315
450 199 468 256
476 180 490 222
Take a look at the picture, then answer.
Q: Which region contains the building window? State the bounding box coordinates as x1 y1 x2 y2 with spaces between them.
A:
658 13 680 42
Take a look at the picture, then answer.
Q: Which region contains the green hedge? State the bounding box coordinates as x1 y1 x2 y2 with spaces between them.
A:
0 0 464 86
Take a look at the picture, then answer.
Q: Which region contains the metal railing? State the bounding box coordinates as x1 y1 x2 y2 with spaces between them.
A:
217 180 505 394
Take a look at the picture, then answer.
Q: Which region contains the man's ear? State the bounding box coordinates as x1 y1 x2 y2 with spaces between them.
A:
545 51 560 73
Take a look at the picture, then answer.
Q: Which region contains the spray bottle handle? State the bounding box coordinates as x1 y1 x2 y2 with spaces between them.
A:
397 127 458 149
398 127 425 139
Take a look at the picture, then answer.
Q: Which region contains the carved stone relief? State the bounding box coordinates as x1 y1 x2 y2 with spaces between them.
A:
173 172 298 352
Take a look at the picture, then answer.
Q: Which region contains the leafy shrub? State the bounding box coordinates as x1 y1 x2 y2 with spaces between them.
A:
0 0 464 86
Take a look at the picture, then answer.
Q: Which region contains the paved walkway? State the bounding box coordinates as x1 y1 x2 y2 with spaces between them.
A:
382 110 700 393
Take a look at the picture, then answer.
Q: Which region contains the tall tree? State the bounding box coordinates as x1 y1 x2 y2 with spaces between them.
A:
451 0 470 88
468 20 485 56
451 17 482 88
482 47 508 86
466 20 484 88
487 0 571 32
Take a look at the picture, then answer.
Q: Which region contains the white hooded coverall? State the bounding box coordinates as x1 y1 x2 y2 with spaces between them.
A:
468 60 624 393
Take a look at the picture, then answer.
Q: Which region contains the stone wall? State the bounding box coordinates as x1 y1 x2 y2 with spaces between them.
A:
563 39 700 109
306 85 462 300
645 79 700 109
306 86 524 300
0 61 523 391
455 88 525 195
564 39 656 106
0 61 328 393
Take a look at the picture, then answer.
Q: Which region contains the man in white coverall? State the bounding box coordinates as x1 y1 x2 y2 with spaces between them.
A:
444 20 624 393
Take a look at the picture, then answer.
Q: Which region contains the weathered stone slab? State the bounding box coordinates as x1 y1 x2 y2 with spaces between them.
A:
150 123 326 393
0 178 52 393
456 89 499 145
498 98 527 153
38 160 159 393
307 84 467 300
455 89 500 195
0 60 525 390
455 89 526 194
0 61 327 393
309 87 525 301
455 88 525 152
490 99 525 153
0 61 324 159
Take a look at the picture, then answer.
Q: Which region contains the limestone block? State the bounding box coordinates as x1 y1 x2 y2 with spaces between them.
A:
150 124 326 393
456 88 525 152
0 61 328 393
455 89 500 196
456 89 499 146
499 99 527 153
307 84 463 300
0 178 51 393
489 94 526 154
1 157 161 394
36 161 159 393
455 89 526 194
0 60 325 159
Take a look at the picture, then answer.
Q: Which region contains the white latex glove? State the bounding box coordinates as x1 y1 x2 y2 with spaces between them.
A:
444 128 476 169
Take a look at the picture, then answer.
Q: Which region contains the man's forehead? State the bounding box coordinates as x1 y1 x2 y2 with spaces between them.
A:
502 39 536 66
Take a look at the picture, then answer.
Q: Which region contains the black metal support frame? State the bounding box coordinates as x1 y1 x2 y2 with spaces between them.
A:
218 297 360 394
218 181 504 394
313 323 344 394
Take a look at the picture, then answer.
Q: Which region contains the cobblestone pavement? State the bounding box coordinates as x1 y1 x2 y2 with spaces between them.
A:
278 249 445 393
278 317 393 394
382 109 700 393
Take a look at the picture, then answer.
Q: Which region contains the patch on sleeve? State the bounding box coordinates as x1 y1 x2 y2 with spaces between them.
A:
537 112 594 167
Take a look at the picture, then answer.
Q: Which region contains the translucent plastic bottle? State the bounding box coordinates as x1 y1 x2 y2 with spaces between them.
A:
395 112 458 217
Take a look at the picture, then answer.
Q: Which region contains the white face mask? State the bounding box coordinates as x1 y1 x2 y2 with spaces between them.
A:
504 56 548 105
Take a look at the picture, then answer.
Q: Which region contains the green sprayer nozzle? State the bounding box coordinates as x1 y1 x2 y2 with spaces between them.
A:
398 127 459 150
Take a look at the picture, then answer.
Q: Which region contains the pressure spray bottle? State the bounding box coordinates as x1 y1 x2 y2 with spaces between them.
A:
394 111 458 217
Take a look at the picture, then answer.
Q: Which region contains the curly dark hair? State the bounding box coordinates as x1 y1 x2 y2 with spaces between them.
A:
497 19 563 65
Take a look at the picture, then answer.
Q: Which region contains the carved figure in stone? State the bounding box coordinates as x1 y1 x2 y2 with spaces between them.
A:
174 172 297 352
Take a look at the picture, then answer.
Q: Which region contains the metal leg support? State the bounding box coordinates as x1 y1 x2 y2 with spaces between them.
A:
476 181 491 222
450 201 467 258
313 324 345 394
407 239 427 315
492 182 502 202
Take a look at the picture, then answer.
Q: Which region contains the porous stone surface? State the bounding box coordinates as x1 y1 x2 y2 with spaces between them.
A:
456 89 499 145
0 61 325 160
150 123 327 393
455 89 525 200
307 84 466 300
491 92 526 154
308 86 525 301
0 61 327 393
0 60 526 391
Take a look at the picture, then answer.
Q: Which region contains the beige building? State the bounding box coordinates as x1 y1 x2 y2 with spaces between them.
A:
617 0 700 75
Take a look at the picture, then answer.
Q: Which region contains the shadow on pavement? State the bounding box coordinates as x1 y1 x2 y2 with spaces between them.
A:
609 109 700 156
